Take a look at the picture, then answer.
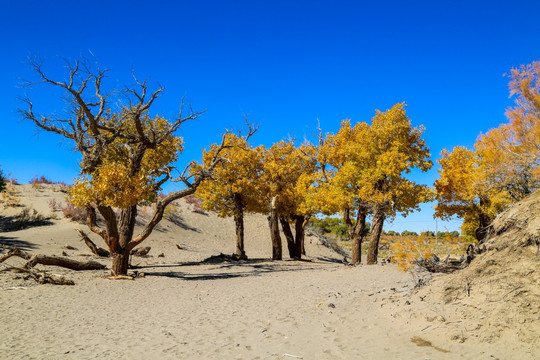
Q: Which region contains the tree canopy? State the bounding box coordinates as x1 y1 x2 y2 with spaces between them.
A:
435 60 540 241
20 58 230 275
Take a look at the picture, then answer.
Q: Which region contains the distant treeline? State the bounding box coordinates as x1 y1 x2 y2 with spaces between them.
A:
308 216 460 239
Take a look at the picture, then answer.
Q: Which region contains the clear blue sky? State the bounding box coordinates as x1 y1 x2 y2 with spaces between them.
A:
1 0 539 233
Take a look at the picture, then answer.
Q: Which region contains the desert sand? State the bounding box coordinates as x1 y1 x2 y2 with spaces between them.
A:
0 184 538 359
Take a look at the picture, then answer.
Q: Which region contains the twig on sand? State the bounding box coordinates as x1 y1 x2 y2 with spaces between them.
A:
486 285 524 302
0 286 28 290
108 275 135 280
283 354 303 359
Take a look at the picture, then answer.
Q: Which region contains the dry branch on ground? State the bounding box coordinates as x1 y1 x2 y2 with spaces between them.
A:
1 245 106 271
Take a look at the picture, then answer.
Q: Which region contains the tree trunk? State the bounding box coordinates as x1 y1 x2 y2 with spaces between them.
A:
111 250 130 276
280 216 296 258
475 212 492 243
233 193 247 259
344 206 367 264
294 215 305 259
234 214 247 259
268 197 282 260
351 233 362 265
110 206 137 276
367 205 385 265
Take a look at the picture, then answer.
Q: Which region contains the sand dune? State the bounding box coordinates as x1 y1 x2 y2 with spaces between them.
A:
0 184 538 359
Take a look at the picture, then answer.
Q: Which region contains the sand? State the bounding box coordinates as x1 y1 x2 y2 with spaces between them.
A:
0 184 538 359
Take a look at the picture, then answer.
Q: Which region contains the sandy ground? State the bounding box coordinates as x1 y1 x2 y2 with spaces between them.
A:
0 184 538 359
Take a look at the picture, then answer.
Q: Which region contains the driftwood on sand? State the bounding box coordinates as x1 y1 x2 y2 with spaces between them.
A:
0 266 75 285
0 245 106 271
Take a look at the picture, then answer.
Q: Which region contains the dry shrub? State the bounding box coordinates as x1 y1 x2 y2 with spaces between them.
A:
164 203 181 220
390 236 434 271
62 202 87 223
185 195 206 214
6 174 18 185
30 175 54 185
1 184 21 208
48 198 63 211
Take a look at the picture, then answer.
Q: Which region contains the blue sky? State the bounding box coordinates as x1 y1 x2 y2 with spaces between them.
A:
1 0 539 233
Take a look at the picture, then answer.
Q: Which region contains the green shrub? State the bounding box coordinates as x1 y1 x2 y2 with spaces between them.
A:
309 216 370 239
0 167 6 193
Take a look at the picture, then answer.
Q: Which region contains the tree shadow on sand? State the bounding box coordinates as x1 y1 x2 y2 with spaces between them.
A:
0 213 53 232
139 256 330 281
151 213 201 233
0 235 38 252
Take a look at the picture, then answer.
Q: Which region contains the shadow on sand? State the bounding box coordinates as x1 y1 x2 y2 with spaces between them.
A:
0 235 38 252
138 256 332 281
151 213 201 233
0 214 53 232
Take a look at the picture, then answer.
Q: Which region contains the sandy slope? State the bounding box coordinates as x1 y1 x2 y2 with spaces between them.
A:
0 184 538 359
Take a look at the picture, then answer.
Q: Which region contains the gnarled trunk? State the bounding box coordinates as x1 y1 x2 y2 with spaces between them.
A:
94 205 139 276
280 216 296 258
367 204 385 265
279 215 306 259
344 206 367 264
109 206 138 275
268 197 282 260
111 250 130 275
475 212 492 243
233 193 247 259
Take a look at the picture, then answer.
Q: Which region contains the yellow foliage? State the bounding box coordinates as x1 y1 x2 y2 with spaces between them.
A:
390 236 434 272
472 61 540 201
70 110 182 208
258 140 318 216
194 133 264 217
310 103 432 219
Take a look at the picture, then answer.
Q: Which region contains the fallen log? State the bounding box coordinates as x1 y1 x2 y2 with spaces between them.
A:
1 245 106 271
75 228 110 257
25 254 106 270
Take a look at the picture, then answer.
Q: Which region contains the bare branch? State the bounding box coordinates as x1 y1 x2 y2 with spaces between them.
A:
85 205 108 243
